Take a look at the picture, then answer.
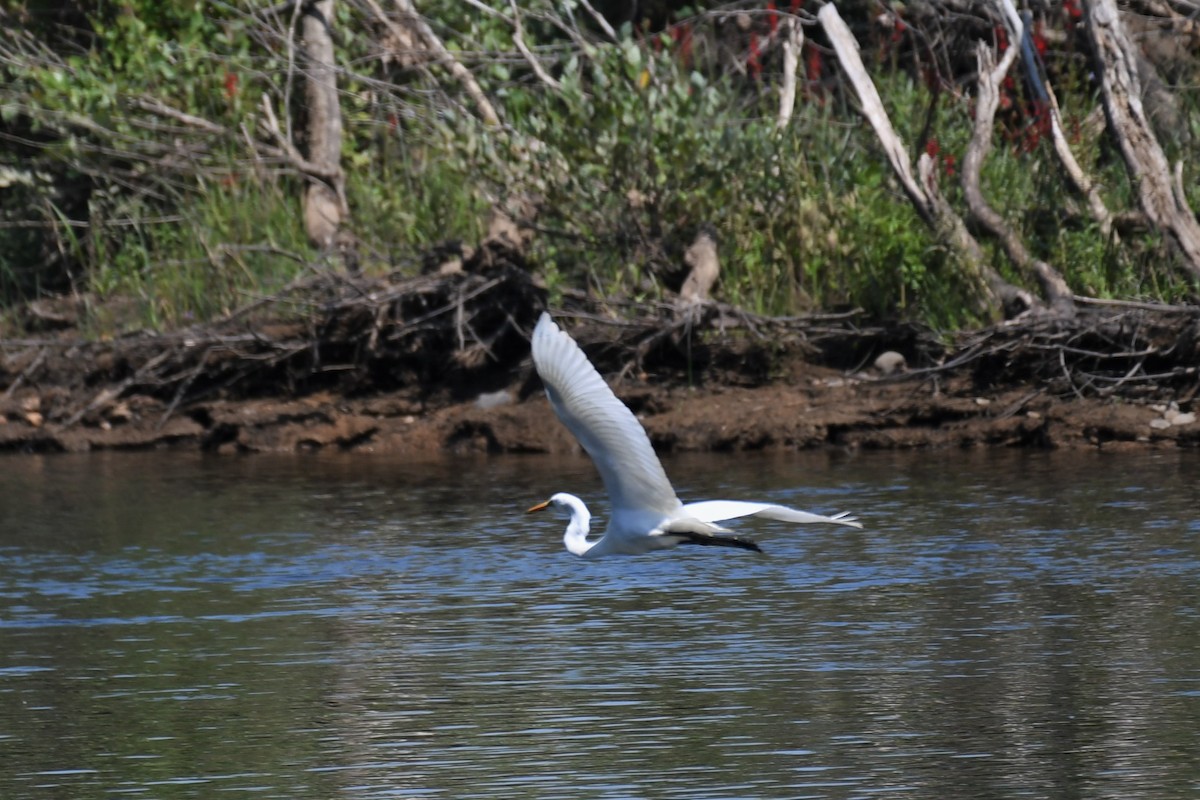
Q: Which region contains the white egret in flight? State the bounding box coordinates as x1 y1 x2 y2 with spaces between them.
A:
526 312 861 557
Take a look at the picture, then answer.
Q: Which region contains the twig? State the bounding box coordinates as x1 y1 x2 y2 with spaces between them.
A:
3 347 47 399
577 0 618 42
1060 347 1086 399
1029 342 1159 360
1072 295 1200 313
508 0 562 90
259 93 342 182
380 0 502 127
1095 354 1148 395
64 350 172 427
997 389 1043 419
284 0 304 142
157 348 210 429
130 96 227 134
391 276 504 331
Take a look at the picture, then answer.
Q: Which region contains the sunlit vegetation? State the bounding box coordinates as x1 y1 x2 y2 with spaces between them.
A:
1 1 1198 334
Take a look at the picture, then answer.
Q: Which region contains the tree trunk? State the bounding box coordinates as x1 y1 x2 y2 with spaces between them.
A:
302 0 346 251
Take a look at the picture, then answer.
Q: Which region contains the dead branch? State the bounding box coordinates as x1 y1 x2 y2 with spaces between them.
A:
678 226 720 306
818 5 927 223
1087 0 1200 278
259 94 343 184
995 0 1114 239
508 0 562 91
129 97 226 134
963 38 1074 315
157 347 211 429
1072 295 1200 314
368 0 502 127
777 18 804 129
2 347 47 399
64 350 173 426
818 4 1027 319
577 0 619 43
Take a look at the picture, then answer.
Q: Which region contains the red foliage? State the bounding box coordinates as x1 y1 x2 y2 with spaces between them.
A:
671 22 693 67
748 33 762 79
994 25 1008 53
1033 21 1047 57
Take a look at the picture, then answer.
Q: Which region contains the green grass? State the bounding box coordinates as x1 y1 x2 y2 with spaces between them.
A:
84 175 313 333
4 5 1199 332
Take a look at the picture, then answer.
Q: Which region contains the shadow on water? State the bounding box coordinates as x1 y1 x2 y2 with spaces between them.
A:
1 449 1198 798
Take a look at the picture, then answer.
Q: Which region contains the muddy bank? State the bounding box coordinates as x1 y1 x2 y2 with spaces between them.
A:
3 271 1200 455
5 359 1198 456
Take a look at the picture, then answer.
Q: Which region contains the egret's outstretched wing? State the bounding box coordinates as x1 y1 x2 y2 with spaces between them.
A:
531 313 680 516
678 499 862 529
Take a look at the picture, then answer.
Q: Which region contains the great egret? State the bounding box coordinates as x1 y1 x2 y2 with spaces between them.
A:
526 312 861 557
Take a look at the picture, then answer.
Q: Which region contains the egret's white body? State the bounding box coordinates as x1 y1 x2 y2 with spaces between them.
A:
527 312 861 557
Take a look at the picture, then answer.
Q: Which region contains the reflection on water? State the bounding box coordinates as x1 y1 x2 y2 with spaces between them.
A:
1 450 1198 799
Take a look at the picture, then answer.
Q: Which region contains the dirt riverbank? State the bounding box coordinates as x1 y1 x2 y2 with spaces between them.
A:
2 270 1199 455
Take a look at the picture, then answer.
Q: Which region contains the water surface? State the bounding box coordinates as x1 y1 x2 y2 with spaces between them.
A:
1 449 1198 798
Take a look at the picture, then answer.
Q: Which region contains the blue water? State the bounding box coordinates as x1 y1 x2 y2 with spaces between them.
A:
1 449 1198 798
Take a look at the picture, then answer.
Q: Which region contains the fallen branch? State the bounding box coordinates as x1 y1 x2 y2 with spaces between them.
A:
65 350 173 427
2 347 47 399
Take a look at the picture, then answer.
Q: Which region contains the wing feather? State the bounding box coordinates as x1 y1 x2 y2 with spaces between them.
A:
679 499 862 529
531 313 680 515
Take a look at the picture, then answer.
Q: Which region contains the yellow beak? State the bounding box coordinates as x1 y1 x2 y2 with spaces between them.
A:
526 499 551 513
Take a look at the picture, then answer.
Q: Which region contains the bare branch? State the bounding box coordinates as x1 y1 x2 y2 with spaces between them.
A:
1087 0 1200 278
819 3 1029 319
819 5 928 223
777 18 803 129
130 97 227 134
963 23 1074 315
578 0 619 43
365 0 501 127
995 0 1114 238
508 0 562 90
259 94 342 183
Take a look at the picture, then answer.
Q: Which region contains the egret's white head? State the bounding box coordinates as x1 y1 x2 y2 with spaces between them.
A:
525 492 580 516
526 493 594 556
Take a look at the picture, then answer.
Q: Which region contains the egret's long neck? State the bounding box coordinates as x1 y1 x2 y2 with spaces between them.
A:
559 494 595 557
